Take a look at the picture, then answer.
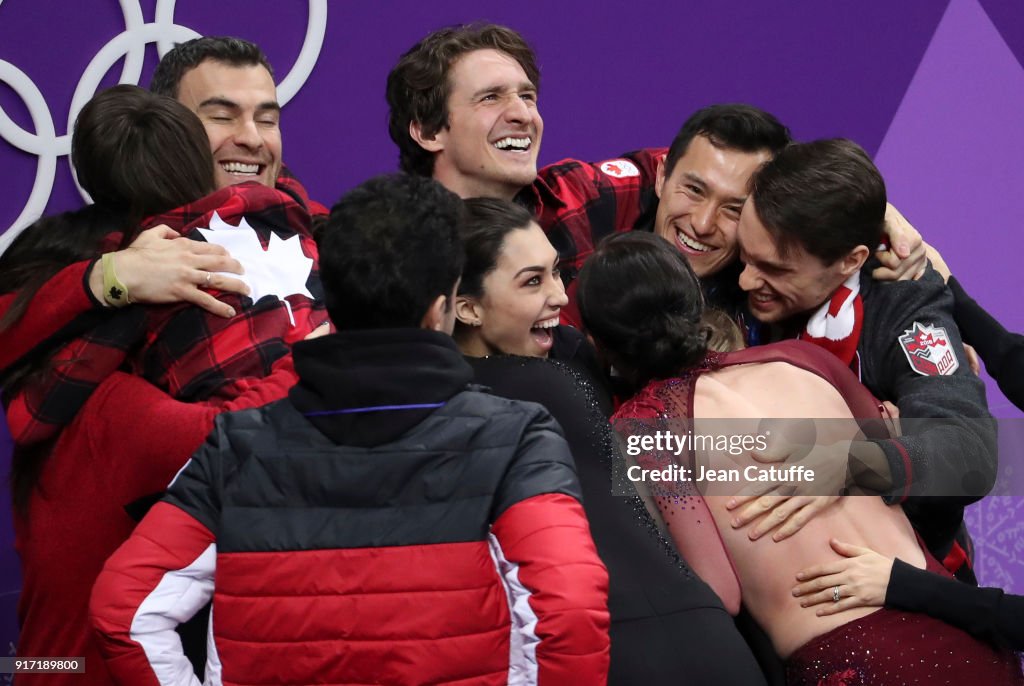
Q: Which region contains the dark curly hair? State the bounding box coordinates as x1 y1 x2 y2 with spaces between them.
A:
578 232 709 386
386 23 540 177
317 174 466 329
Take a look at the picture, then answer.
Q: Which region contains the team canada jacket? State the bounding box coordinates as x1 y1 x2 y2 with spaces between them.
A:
90 329 610 686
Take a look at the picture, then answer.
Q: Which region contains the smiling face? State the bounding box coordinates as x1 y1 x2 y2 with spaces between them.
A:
176 60 282 189
423 49 543 200
654 135 770 279
457 222 567 358
737 199 862 324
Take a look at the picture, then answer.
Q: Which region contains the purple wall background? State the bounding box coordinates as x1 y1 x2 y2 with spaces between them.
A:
1 0 1021 655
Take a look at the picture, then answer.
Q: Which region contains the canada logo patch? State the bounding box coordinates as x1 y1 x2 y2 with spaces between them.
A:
898 322 959 376
600 159 640 178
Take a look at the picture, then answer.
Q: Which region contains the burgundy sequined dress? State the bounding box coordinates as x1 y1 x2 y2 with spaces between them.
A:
613 340 1024 686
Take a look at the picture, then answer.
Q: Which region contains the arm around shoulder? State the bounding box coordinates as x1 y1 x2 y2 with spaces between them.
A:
0 259 99 372
866 272 997 502
948 275 1024 411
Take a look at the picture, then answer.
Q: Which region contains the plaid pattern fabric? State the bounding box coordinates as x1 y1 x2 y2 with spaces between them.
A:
277 164 330 218
6 177 326 448
517 148 666 286
0 260 99 372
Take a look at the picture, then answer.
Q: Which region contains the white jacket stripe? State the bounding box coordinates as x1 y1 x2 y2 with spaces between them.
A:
129 543 217 686
488 532 540 685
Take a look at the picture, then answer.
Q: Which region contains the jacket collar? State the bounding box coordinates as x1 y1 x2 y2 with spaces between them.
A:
289 328 473 446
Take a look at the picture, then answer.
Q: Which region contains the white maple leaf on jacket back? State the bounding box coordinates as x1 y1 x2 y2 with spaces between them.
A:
197 211 314 325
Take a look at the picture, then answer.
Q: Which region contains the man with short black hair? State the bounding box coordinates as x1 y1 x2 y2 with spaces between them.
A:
733 139 996 578
90 174 611 686
152 36 307 200
150 36 274 99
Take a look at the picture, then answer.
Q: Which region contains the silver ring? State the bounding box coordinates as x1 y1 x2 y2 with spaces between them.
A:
204 271 212 287
832 585 841 603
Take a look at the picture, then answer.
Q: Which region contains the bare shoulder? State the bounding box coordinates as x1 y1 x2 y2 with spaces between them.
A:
696 361 854 420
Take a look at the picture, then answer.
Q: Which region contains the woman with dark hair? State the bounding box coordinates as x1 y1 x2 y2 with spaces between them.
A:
453 198 596 364
455 198 768 684
3 85 322 686
578 231 1023 685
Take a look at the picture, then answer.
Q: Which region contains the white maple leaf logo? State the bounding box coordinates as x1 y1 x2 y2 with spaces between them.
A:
196 211 313 325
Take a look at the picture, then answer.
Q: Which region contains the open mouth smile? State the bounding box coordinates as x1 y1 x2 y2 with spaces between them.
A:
220 161 264 177
675 227 715 254
492 136 533 152
529 315 559 352
748 292 777 310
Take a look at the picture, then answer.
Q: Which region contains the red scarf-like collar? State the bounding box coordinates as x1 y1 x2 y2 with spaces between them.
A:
798 272 863 374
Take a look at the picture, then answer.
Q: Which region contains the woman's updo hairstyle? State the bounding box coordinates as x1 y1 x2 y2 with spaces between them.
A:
457 197 537 297
577 232 709 385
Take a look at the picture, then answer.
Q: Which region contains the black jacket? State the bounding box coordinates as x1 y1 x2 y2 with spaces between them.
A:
857 265 997 560
887 558 1024 649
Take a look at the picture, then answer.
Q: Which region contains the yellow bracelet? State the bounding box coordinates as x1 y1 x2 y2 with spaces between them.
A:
100 253 131 307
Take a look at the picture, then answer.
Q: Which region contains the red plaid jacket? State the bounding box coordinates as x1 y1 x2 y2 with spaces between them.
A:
516 148 665 327
4 176 326 448
518 148 666 284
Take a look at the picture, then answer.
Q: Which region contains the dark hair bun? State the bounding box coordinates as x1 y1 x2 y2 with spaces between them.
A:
578 232 708 384
630 312 709 380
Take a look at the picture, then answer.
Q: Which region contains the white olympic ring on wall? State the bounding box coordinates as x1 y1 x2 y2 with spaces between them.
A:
0 0 328 253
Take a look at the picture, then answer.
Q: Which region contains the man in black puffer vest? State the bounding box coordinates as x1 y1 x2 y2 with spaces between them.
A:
90 174 610 686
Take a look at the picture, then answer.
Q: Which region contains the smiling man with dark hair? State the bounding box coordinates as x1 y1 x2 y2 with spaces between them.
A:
387 23 543 200
388 38 924 321
731 139 996 580
151 36 282 190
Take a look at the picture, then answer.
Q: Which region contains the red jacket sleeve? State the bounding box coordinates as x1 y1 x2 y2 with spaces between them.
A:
490 492 610 685
0 259 99 372
74 355 295 502
535 148 666 274
90 501 216 686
